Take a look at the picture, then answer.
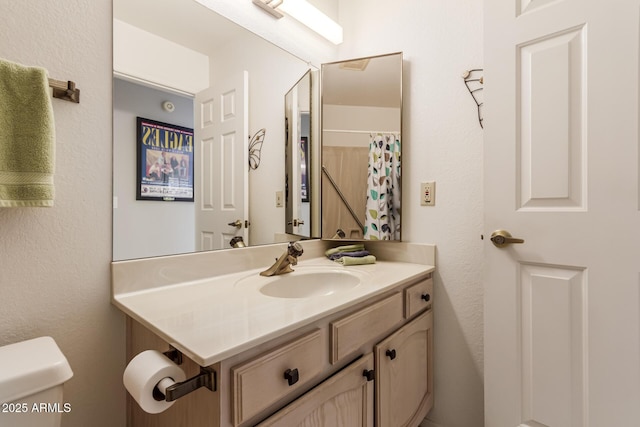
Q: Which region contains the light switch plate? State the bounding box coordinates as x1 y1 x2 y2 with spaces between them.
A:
276 191 284 207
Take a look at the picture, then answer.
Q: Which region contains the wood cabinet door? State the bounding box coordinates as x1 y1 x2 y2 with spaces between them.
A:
256 354 374 427
375 310 433 427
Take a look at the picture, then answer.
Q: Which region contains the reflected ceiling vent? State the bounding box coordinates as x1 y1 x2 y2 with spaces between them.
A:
339 58 371 71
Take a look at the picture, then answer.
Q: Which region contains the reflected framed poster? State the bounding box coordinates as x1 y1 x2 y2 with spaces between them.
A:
136 117 194 202
300 136 309 202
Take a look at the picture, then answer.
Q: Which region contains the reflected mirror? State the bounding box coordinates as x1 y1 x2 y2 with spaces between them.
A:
112 0 318 260
285 70 312 238
321 52 403 240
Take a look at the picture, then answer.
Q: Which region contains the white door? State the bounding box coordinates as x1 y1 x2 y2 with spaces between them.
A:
484 1 640 426
194 71 249 250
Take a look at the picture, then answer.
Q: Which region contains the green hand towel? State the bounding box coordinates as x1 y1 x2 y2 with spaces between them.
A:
325 243 365 257
335 255 376 266
0 58 55 207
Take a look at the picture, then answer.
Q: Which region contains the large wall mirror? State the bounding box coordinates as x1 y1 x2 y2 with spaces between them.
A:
112 0 320 261
321 52 403 240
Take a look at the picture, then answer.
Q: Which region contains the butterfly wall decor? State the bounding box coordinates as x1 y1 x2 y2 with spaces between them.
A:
248 128 266 170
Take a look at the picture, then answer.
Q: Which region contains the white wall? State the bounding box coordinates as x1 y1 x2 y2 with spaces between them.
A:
0 1 125 426
323 104 401 147
338 1 485 427
113 19 209 95
113 78 196 261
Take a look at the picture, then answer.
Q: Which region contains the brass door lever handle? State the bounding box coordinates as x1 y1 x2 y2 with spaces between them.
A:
490 230 525 248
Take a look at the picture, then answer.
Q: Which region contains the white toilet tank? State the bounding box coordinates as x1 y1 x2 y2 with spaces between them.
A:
0 336 73 427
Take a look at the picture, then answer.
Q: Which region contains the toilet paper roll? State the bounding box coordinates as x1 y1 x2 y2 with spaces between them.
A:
123 350 186 414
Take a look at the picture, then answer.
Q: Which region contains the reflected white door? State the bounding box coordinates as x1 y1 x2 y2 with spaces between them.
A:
484 1 640 426
194 71 249 250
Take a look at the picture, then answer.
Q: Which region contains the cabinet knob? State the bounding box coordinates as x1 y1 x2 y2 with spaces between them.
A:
362 369 375 382
421 293 431 302
386 349 397 360
284 368 299 386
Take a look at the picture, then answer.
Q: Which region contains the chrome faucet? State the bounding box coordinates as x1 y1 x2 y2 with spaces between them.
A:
260 242 304 276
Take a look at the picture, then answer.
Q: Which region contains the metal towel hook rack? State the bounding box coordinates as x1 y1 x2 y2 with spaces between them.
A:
48 78 80 103
462 69 483 129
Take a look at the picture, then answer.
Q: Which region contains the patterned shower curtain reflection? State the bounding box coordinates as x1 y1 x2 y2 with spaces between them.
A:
364 133 401 240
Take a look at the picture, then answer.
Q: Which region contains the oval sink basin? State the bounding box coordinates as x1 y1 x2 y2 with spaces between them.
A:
236 268 363 298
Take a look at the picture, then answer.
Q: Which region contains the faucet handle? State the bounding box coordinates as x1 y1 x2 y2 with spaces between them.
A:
288 242 304 257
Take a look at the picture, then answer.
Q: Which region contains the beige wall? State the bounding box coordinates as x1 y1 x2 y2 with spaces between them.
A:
0 1 125 426
338 1 485 427
0 1 484 427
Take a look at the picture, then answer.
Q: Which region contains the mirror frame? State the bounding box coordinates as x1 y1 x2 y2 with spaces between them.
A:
320 52 403 242
285 70 313 238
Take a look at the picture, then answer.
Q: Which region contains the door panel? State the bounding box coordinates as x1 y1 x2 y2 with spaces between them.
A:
517 26 586 210
484 0 640 425
519 263 586 427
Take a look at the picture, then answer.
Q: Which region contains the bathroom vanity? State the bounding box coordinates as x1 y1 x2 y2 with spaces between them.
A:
112 241 434 426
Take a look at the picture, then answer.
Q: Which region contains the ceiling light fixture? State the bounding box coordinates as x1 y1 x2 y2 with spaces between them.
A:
252 0 284 18
252 0 343 45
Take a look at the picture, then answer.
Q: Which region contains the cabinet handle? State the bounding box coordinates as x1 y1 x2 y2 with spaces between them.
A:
386 349 397 360
362 369 375 382
421 293 431 302
284 368 299 386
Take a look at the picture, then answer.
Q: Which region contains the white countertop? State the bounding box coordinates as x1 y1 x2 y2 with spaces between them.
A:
113 256 434 366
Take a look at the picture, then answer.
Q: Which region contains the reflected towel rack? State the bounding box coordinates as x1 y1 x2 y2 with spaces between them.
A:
48 78 80 103
322 165 365 232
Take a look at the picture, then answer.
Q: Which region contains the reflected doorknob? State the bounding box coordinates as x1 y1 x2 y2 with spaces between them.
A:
228 220 243 228
490 230 525 248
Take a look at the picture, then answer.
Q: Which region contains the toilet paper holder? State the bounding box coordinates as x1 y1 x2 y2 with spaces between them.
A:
163 347 183 365
153 348 217 402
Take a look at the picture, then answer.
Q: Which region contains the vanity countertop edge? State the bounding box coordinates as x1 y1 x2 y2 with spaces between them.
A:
111 240 435 366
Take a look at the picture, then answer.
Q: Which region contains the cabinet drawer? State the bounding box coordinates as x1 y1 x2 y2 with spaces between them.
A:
256 354 374 427
330 292 403 364
404 276 433 318
231 329 325 426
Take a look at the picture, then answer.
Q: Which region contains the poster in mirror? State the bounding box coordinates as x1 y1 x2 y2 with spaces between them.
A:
136 117 194 202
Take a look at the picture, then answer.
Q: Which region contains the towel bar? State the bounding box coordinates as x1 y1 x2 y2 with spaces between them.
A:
48 78 80 103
